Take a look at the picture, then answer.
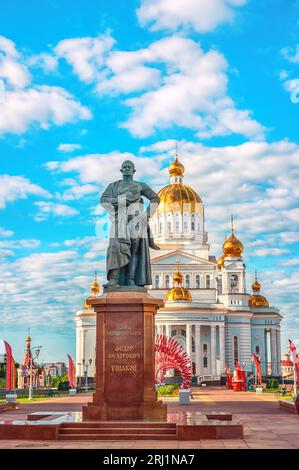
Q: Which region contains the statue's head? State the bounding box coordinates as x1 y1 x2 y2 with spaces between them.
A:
120 160 136 177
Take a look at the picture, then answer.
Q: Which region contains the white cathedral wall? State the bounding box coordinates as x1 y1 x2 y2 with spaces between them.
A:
75 312 96 379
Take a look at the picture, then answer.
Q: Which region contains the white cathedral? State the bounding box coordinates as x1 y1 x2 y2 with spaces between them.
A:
75 156 282 383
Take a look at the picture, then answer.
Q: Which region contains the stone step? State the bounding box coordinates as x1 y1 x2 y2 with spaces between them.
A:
58 433 177 441
60 421 176 429
59 427 176 435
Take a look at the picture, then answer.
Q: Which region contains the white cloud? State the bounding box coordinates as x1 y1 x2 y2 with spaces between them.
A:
27 53 58 72
46 151 163 186
136 0 247 33
0 227 14 237
55 33 115 83
283 258 299 266
57 143 82 153
0 36 92 136
57 34 263 139
254 248 290 257
0 242 106 329
0 175 51 209
0 35 31 88
0 86 92 136
34 201 79 221
61 184 99 201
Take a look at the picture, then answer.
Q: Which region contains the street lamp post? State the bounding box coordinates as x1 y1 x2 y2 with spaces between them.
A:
82 359 92 392
28 346 41 400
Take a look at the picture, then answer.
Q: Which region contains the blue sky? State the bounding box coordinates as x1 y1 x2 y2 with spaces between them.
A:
0 0 299 363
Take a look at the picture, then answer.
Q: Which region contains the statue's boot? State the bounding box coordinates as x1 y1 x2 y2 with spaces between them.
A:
103 269 120 287
149 238 160 250
147 226 160 250
128 255 138 286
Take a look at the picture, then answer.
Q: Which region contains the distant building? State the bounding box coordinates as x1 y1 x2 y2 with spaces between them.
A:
17 336 45 389
0 354 5 364
281 352 293 379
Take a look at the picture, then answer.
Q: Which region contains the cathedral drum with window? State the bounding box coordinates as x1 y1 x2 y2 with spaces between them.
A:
75 154 282 383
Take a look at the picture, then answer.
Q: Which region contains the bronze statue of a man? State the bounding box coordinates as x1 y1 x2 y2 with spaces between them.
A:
100 160 160 288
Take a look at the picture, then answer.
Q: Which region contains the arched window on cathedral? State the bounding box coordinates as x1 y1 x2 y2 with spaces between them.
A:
165 275 170 289
206 274 211 288
154 275 160 289
175 221 180 232
185 274 190 289
230 274 239 293
159 222 162 234
196 275 200 289
233 336 239 363
167 221 171 233
191 215 195 231
184 221 188 232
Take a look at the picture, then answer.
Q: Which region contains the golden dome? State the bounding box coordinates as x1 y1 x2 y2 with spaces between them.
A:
166 287 192 302
248 276 269 308
91 280 100 294
222 219 243 258
248 294 269 308
165 264 192 302
173 270 183 284
83 296 93 310
217 254 225 271
158 183 202 212
252 280 261 292
83 274 100 310
168 158 185 177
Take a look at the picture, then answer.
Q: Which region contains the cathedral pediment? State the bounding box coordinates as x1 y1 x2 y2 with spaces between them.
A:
151 250 216 267
223 261 245 270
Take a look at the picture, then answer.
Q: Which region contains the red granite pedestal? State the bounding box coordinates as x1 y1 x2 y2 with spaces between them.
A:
82 290 167 421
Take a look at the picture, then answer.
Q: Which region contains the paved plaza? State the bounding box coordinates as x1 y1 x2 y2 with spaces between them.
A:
0 387 298 449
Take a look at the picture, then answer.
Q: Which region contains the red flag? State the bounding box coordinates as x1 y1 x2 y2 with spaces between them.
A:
252 353 262 385
4 341 15 392
67 354 76 388
288 339 299 386
235 360 242 371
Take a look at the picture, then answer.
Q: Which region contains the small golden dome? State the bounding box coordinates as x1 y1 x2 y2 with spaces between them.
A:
217 255 225 271
173 271 183 284
83 275 100 310
165 264 192 302
222 231 243 258
91 280 100 294
26 336 31 343
249 276 269 308
166 287 192 302
248 294 269 308
168 158 185 177
83 296 93 310
222 217 243 258
252 280 261 292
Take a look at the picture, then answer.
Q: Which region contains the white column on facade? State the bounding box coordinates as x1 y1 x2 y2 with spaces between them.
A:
276 329 281 375
195 324 202 376
157 324 163 336
271 328 278 376
211 324 217 376
165 324 171 338
186 324 192 359
219 324 225 375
